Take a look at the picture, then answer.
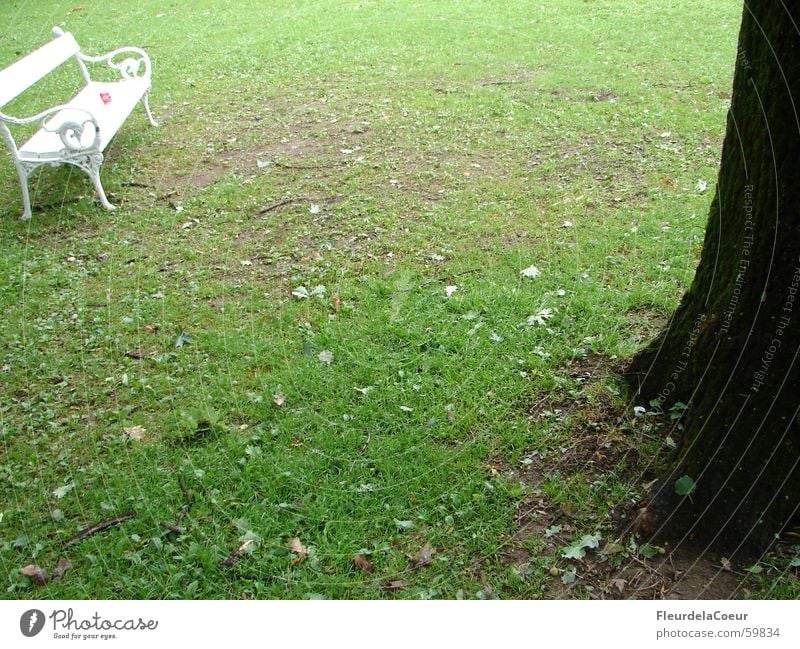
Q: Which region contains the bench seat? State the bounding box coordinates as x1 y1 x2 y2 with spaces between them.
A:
20 77 151 158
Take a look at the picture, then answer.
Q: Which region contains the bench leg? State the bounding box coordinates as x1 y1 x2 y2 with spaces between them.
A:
88 164 116 211
141 92 158 127
15 162 33 221
72 153 116 211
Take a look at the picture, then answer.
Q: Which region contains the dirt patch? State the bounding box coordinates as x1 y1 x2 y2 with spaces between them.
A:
543 543 744 599
625 306 669 343
493 352 747 599
155 115 372 196
170 168 227 189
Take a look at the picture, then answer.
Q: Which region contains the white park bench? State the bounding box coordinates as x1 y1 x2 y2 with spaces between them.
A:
0 27 156 220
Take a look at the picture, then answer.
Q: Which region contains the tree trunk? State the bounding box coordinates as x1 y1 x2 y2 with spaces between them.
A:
625 2 800 554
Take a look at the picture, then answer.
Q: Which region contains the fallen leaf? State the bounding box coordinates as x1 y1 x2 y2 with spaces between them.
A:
408 543 435 569
273 388 286 407
124 425 146 441
318 350 334 364
20 564 48 585
544 525 562 538
520 265 541 279
611 578 627 593
287 537 308 562
52 557 73 581
720 557 732 572
352 554 373 572
52 483 74 499
562 532 602 560
524 308 554 326
381 580 408 591
562 544 588 560
674 475 696 496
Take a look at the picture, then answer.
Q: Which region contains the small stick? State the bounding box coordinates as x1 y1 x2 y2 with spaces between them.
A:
159 521 182 534
349 430 372 472
175 475 194 522
178 475 194 507
218 539 253 568
418 268 480 289
259 194 342 215
273 160 345 170
481 79 524 86
65 512 135 547
259 198 301 214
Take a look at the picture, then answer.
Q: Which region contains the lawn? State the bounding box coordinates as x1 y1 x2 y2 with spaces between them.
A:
1 0 796 599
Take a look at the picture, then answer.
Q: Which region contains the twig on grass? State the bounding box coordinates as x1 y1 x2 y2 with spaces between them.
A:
159 521 183 534
218 539 254 568
175 475 195 522
273 160 346 171
65 512 136 547
418 268 480 289
349 430 372 472
258 197 302 214
258 194 343 215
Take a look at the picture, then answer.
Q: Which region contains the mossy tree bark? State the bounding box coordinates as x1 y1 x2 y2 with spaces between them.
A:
625 2 800 553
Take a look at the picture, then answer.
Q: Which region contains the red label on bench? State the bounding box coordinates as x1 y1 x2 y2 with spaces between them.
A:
100 92 112 105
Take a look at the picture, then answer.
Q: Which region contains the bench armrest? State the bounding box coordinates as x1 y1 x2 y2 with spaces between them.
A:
0 105 100 153
77 46 153 82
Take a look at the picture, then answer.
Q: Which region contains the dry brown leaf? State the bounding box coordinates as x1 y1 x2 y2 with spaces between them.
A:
287 537 308 563
124 425 146 441
52 557 73 581
408 542 435 569
381 579 408 591
20 564 49 585
611 578 627 593
352 554 373 572
720 557 732 572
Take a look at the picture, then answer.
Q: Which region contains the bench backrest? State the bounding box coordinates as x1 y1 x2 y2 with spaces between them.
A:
0 31 81 108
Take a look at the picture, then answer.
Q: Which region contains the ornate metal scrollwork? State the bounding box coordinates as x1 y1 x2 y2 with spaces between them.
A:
65 151 105 176
112 55 144 79
40 108 101 154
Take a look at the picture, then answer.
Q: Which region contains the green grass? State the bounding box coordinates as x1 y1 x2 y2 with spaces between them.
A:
1 0 796 599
